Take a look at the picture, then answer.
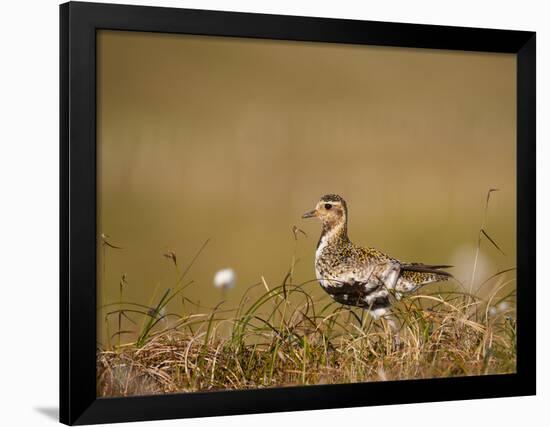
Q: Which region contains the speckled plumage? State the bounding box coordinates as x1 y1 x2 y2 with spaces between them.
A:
303 194 452 318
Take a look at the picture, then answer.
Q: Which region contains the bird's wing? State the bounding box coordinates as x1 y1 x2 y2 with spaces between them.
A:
347 250 453 289
329 246 400 290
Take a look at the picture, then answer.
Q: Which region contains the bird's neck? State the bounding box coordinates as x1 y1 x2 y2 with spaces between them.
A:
318 218 349 249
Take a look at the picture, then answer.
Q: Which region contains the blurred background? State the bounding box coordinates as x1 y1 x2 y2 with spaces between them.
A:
97 30 516 346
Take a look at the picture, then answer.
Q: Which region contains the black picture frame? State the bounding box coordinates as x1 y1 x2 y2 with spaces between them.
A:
60 1 536 425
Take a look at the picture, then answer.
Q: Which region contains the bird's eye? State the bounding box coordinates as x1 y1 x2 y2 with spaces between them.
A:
324 203 332 210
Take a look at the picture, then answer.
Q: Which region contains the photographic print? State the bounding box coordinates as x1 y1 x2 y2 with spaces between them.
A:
95 30 517 397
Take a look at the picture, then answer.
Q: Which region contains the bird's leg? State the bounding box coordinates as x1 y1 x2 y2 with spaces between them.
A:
364 264 403 350
380 261 401 291
372 261 402 303
371 307 401 351
382 310 401 350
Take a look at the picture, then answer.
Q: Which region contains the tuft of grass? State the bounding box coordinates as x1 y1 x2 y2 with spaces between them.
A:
97 271 516 396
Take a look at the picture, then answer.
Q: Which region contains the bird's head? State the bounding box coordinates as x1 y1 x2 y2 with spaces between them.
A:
302 194 348 229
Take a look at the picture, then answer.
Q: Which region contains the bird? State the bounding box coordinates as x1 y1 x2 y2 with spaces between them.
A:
302 194 452 329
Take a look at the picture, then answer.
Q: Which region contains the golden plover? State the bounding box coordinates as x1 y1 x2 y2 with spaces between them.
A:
302 194 452 325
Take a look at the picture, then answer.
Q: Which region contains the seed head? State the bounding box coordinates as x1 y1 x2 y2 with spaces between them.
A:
214 268 236 291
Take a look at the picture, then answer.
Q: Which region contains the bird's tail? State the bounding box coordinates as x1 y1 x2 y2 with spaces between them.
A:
396 263 453 294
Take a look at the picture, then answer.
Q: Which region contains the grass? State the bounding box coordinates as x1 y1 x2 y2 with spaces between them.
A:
97 191 516 397
97 250 516 398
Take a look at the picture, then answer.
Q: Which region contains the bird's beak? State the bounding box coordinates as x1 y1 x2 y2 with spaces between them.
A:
302 209 317 219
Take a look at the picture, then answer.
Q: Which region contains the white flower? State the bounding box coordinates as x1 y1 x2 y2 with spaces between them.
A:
214 268 236 291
